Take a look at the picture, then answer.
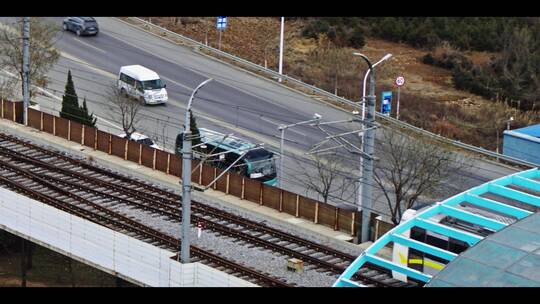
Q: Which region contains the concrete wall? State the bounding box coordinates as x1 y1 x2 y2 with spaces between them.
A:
0 186 256 287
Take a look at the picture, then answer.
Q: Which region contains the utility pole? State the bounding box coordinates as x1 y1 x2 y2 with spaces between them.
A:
354 53 391 243
353 53 379 243
180 78 213 264
361 66 376 243
22 17 30 126
278 17 284 82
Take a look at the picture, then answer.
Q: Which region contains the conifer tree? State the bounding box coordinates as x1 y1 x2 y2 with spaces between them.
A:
175 110 202 155
60 70 80 121
189 109 202 147
79 97 97 127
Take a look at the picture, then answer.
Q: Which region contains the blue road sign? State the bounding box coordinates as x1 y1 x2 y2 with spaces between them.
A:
216 17 227 30
381 91 392 116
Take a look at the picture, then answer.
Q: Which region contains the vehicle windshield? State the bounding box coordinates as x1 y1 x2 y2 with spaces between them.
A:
142 79 164 90
245 149 276 176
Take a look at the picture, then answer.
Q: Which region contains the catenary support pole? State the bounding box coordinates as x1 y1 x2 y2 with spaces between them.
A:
22 17 30 126
180 78 213 263
279 126 285 188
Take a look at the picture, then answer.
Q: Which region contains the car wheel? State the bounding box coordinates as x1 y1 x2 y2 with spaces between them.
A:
62 23 67 31
139 97 146 105
76 29 81 36
120 88 127 98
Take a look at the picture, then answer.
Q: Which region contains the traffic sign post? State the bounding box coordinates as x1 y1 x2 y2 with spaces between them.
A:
395 76 405 120
381 91 392 116
216 17 227 50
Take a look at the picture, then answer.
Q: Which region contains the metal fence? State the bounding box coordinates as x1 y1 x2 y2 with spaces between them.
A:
2 99 367 237
123 17 539 169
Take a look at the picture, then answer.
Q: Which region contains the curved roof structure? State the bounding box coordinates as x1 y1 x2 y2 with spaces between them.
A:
334 168 540 287
426 212 540 287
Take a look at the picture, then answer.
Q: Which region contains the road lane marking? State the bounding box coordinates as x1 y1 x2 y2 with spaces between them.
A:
56 48 309 157
60 51 117 79
160 76 194 92
73 37 107 54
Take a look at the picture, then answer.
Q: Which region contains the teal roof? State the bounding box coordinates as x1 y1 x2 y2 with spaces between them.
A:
334 168 540 287
198 128 256 155
427 213 540 287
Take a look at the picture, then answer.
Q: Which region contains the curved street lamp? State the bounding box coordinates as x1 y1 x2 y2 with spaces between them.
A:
180 78 213 263
356 53 392 120
352 53 391 243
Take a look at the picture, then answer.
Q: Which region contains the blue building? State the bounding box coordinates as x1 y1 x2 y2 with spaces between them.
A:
503 124 540 165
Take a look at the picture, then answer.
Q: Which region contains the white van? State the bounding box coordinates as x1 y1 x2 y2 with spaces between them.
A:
117 65 168 105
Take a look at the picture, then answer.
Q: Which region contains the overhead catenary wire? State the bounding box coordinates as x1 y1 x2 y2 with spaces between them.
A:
9 20 528 173
27 101 501 223
34 87 517 186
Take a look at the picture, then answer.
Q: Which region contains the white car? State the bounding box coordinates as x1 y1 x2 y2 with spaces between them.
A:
118 132 162 150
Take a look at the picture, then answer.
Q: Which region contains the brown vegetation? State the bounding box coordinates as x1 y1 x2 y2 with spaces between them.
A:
144 17 540 151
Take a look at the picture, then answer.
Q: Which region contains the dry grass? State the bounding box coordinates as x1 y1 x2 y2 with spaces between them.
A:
146 17 540 150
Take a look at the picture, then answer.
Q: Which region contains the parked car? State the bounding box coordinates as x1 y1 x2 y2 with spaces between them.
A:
118 132 162 150
62 17 99 36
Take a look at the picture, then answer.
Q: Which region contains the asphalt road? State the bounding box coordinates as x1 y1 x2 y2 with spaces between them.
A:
0 17 520 222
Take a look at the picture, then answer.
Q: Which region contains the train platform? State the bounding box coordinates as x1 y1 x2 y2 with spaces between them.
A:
0 118 375 255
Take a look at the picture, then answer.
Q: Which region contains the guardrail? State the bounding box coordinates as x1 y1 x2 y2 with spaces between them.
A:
125 17 539 169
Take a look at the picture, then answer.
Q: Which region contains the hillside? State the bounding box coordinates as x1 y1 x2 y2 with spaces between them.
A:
144 17 540 151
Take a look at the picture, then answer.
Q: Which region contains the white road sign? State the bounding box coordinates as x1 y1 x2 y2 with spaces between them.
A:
396 76 405 87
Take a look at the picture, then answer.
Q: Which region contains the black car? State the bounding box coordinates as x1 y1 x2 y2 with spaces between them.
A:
62 17 99 36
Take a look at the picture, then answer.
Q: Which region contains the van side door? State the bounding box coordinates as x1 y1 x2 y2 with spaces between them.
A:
134 80 144 98
125 75 136 97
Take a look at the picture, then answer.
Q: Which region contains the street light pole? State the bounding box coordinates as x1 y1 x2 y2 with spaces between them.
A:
277 113 322 188
354 53 391 243
278 17 284 83
353 53 379 243
180 78 213 264
361 54 392 119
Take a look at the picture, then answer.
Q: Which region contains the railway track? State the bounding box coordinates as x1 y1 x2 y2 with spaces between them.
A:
0 132 416 287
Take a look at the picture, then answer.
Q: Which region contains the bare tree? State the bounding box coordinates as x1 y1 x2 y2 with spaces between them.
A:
0 17 60 99
295 152 356 204
106 85 143 140
373 129 466 225
0 75 17 100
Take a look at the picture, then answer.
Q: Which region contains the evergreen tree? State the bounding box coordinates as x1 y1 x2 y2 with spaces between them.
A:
175 110 202 155
189 109 202 147
60 70 80 121
79 97 97 127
